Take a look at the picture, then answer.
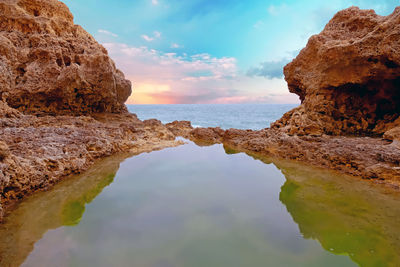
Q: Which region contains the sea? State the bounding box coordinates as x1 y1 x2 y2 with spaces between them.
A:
127 104 297 130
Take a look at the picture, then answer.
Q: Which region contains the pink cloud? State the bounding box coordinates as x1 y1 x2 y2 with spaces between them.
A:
141 31 161 42
103 42 299 104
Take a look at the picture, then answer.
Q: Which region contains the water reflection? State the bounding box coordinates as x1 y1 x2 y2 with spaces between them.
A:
237 148 400 267
0 154 129 267
277 162 400 267
0 142 399 267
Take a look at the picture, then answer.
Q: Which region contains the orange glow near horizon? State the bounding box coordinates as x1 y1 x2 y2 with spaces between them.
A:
127 93 177 104
126 82 175 104
124 80 300 105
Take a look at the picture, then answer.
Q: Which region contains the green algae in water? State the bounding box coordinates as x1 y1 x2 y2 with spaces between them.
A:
279 171 400 267
61 173 116 226
0 142 399 267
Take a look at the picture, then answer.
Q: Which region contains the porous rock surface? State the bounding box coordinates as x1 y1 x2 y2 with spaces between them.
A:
273 7 400 138
0 100 182 219
171 7 400 187
0 0 131 114
0 0 183 221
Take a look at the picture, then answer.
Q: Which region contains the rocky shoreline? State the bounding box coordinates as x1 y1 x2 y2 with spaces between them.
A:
168 6 400 187
1 0 400 221
0 0 186 220
168 121 400 188
0 100 185 219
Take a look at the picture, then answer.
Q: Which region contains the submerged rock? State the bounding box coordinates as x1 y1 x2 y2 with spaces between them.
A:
273 7 400 137
0 0 131 115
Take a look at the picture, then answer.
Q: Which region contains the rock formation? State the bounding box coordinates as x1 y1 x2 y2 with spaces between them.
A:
0 0 131 115
1 1 400 222
0 103 180 213
273 7 400 138
172 7 400 187
0 0 184 221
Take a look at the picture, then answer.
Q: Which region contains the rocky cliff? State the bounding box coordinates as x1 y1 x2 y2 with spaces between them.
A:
0 0 183 221
273 7 400 138
0 0 131 115
172 7 400 187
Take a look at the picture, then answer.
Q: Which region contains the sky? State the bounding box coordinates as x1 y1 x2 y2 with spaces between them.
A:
61 0 398 104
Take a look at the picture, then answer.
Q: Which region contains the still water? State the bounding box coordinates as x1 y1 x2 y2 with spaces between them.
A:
1 141 400 267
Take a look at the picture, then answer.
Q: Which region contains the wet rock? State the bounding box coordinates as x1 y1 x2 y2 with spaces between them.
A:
0 110 183 213
191 127 224 143
166 120 193 138
183 126 400 185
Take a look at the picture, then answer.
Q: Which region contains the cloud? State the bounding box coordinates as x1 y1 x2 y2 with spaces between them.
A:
171 43 182 49
97 29 118 37
103 42 299 104
141 35 154 42
151 0 159 5
141 31 162 42
104 42 238 103
154 31 161 38
247 59 291 79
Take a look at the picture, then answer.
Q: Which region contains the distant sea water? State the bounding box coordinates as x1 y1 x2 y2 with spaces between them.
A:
127 104 298 130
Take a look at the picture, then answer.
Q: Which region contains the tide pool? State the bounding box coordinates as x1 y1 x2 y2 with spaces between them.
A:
1 141 399 267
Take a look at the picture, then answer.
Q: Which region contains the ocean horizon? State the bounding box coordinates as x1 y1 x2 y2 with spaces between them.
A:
128 103 298 130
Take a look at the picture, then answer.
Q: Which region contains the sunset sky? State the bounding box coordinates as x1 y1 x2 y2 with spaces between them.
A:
62 0 397 104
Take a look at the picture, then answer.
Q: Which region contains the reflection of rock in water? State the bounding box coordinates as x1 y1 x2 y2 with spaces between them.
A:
0 154 127 267
223 144 400 267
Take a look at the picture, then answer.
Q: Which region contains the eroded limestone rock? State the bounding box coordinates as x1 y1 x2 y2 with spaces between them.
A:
0 104 183 217
274 7 400 137
0 0 131 115
0 0 185 221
